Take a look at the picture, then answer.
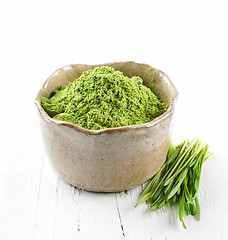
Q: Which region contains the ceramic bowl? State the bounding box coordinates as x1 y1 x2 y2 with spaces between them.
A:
35 61 178 192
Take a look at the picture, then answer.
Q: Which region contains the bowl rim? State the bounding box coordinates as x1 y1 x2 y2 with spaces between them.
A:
35 61 178 135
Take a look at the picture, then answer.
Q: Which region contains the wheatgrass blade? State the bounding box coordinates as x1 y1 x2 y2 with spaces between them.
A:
136 138 212 229
195 196 200 221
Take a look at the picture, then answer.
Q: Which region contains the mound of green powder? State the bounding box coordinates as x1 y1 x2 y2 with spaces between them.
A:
41 66 169 130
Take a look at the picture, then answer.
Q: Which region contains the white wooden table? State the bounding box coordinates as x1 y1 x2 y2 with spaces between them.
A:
1 106 227 240
0 0 228 239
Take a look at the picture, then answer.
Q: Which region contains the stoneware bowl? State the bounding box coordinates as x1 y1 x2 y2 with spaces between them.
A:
35 61 178 192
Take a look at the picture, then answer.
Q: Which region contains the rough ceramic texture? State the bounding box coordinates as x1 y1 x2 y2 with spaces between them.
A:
35 61 178 192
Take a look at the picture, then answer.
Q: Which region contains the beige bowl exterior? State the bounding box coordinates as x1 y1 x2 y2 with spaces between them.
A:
35 61 178 192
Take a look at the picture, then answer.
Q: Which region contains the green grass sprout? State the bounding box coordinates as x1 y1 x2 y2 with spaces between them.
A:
135 138 213 229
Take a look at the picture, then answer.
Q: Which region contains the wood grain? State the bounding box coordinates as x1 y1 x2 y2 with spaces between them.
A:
0 116 227 240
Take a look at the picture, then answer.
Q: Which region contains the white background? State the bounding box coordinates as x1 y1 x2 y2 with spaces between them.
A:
0 0 228 239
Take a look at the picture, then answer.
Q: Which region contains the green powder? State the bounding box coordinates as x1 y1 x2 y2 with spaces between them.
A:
41 66 169 130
